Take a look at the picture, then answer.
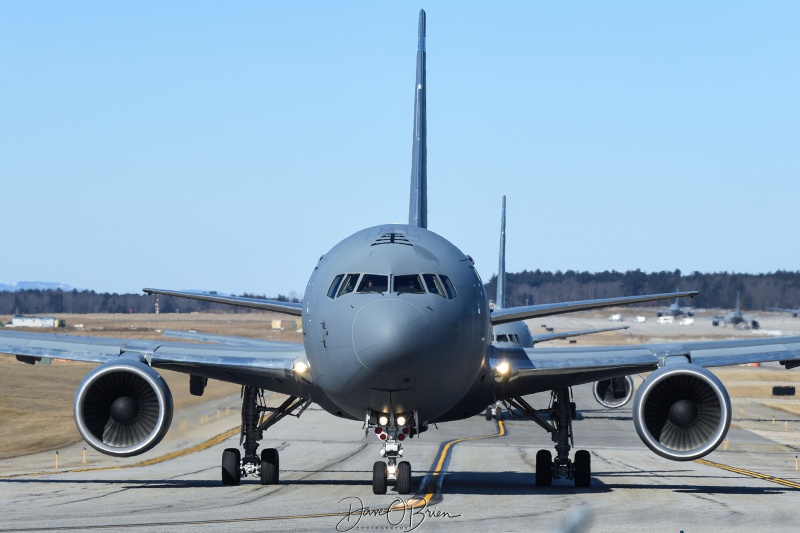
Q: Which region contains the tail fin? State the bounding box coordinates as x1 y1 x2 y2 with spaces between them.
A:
408 9 427 228
496 196 507 309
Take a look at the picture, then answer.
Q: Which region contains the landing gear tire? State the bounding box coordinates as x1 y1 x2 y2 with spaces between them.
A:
260 448 279 485
396 461 412 494
222 448 241 486
573 449 591 488
373 461 388 495
485 407 492 420
535 449 552 487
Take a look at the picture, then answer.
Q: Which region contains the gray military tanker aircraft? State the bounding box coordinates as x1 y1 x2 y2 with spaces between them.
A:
3 10 800 494
487 195 632 420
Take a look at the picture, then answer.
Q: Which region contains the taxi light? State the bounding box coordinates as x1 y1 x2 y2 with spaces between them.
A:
293 361 309 374
496 361 511 375
379 415 389 426
397 416 406 426
387 465 397 475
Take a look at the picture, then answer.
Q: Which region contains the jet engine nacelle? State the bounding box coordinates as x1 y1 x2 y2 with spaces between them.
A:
74 360 173 457
633 363 730 461
592 375 634 408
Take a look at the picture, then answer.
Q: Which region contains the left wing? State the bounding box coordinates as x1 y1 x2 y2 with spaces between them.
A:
0 329 311 397
161 329 282 347
491 290 698 325
530 325 629 345
143 288 303 316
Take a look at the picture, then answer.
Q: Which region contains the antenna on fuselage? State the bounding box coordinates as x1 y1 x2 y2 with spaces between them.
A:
408 9 427 228
496 195 507 309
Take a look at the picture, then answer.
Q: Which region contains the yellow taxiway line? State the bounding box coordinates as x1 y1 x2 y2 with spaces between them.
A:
0 426 241 479
696 458 800 490
393 419 506 510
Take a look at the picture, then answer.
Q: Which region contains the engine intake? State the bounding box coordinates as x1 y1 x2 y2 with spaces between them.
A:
74 360 173 457
592 375 634 408
633 363 730 461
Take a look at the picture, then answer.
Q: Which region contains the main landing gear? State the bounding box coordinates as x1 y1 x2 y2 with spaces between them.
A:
365 410 424 495
222 386 310 486
505 388 591 488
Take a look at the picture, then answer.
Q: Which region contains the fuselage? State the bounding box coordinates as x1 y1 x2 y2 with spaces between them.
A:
302 224 491 422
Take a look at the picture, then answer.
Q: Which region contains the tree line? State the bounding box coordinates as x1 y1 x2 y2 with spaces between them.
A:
3 270 800 315
486 269 800 311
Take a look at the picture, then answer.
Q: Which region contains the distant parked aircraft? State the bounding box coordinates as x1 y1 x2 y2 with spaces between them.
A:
713 292 759 329
657 295 694 318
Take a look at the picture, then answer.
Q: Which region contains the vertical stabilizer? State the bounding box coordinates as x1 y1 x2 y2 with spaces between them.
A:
408 9 427 228
496 196 507 309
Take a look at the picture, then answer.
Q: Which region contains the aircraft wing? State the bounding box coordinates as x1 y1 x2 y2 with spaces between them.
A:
161 329 281 347
143 288 303 316
530 325 629 345
0 329 311 397
490 291 698 325
490 336 800 391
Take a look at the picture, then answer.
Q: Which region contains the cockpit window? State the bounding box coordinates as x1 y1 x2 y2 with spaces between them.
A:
394 274 425 294
337 273 360 297
357 274 388 293
327 274 344 299
440 275 457 299
423 274 445 297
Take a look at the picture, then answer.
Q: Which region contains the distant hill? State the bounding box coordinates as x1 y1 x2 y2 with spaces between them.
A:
0 281 73 292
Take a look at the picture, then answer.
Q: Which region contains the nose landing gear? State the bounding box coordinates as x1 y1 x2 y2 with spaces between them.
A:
365 410 423 495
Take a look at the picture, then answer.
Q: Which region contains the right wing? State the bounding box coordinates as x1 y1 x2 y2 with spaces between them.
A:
491 335 800 387
530 325 629 345
143 288 303 316
490 290 698 325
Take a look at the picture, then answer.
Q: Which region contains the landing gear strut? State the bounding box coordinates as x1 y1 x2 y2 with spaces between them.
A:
221 386 310 486
506 388 591 488
365 410 421 495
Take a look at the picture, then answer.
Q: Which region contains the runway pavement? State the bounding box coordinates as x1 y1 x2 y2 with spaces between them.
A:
2 380 800 533
3 311 800 532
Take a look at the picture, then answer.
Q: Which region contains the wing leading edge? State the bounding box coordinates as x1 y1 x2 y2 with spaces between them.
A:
143 288 303 316
490 290 699 326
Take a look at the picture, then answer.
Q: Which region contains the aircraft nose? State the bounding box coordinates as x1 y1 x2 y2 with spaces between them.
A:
352 299 428 374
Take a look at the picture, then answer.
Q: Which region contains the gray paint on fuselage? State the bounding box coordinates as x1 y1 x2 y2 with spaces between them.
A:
302 224 490 421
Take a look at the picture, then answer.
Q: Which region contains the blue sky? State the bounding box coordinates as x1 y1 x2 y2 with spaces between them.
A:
2 2 798 297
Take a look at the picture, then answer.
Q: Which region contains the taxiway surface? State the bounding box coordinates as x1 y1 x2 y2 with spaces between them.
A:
2 312 800 532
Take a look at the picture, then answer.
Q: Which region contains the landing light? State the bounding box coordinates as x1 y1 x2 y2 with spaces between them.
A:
293 361 309 374
397 416 406 426
379 415 389 426
496 361 511 375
